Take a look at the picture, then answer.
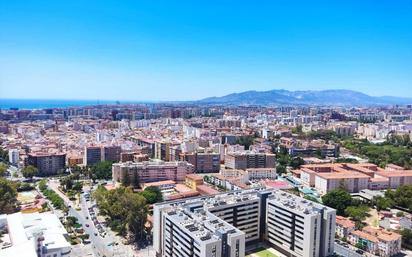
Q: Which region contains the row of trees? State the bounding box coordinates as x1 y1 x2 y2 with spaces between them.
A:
39 179 66 210
93 186 148 241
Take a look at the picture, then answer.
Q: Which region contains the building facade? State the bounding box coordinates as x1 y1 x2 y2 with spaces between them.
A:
153 188 335 257
26 153 66 176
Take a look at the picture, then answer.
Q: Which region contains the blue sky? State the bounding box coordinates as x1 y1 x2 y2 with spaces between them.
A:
0 0 411 101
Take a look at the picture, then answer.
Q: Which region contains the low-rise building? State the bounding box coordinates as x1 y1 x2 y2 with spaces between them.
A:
0 212 71 257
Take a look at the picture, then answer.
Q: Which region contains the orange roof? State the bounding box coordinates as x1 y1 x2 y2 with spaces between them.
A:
351 230 378 243
196 185 219 195
316 171 370 179
143 180 176 187
376 170 412 177
336 216 355 228
185 174 203 181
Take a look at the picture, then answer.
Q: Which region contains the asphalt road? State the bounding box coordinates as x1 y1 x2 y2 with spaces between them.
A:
48 180 114 257
335 242 364 257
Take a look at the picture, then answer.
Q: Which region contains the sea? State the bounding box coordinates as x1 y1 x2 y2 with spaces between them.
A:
0 99 144 109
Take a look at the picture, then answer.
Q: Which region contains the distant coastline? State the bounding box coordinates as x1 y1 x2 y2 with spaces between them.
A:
0 99 122 109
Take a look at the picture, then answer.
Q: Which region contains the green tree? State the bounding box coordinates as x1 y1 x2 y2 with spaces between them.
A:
0 163 8 177
400 229 412 250
141 186 163 204
93 186 148 240
372 196 393 211
0 178 18 214
91 161 113 180
22 165 38 179
289 156 304 169
276 165 287 175
344 205 370 229
236 136 255 150
72 181 83 192
322 188 352 215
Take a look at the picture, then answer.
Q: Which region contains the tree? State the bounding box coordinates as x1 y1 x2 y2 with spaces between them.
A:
93 186 148 241
322 188 352 215
72 181 83 192
236 136 255 150
60 176 73 191
344 205 370 229
0 163 8 177
289 157 304 169
0 178 18 214
22 165 38 179
372 196 393 211
276 165 287 175
400 229 412 250
141 186 163 204
91 161 113 180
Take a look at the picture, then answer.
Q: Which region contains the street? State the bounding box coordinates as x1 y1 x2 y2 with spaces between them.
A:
335 242 364 257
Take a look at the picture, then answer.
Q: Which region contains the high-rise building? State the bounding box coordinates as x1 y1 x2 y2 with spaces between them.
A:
84 146 102 166
26 153 66 176
84 145 121 166
103 145 121 162
266 191 336 257
225 152 276 170
180 152 221 173
8 149 19 166
153 188 336 257
157 208 245 257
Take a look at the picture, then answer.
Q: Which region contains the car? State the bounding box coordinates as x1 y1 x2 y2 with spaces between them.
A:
94 232 98 236
86 216 89 219
86 224 89 227
356 249 364 254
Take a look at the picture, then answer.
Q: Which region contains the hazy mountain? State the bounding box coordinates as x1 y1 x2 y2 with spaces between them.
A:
198 89 412 106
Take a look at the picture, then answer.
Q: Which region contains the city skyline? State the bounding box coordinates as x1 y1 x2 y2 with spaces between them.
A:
1 1 412 100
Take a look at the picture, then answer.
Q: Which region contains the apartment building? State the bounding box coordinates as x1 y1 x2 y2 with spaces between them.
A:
224 152 276 170
180 152 221 173
266 191 336 257
158 208 245 257
298 163 412 194
8 149 19 166
103 145 121 162
84 146 102 166
153 188 335 257
25 152 66 176
84 145 121 166
335 216 355 238
112 160 194 185
348 227 401 257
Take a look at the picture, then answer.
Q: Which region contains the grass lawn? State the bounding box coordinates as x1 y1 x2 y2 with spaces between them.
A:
247 249 279 257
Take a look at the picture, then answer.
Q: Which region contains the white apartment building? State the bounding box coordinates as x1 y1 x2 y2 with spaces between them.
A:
154 188 336 257
159 208 245 257
266 191 336 257
8 149 19 166
0 212 71 257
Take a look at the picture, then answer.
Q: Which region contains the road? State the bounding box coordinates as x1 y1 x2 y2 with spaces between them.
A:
48 180 115 257
48 179 140 257
335 242 364 257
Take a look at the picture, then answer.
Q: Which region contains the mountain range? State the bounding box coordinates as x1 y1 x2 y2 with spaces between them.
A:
198 89 412 106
